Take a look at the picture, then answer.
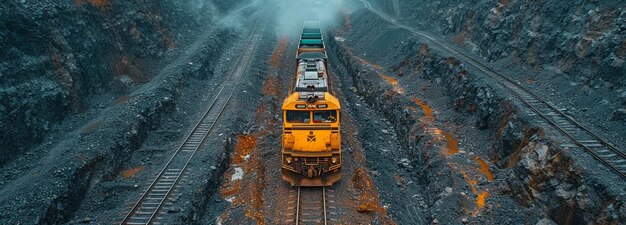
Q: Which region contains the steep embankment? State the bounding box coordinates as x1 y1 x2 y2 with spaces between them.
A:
386 0 625 87
366 0 626 142
329 3 625 224
0 0 251 223
0 0 240 164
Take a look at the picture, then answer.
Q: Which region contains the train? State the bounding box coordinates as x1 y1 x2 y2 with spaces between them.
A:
281 13 342 187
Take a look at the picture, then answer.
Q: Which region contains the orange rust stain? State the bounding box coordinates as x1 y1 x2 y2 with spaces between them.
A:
269 37 288 69
476 191 489 208
412 98 433 119
233 135 257 164
219 184 240 197
219 72 284 224
462 171 479 194
244 159 266 225
428 128 446 143
444 132 459 155
474 157 494 182
379 74 405 94
262 76 282 98
359 58 383 70
331 102 397 224
351 168 396 224
461 171 490 217
121 166 144 179
218 135 265 224
379 74 398 85
352 168 375 190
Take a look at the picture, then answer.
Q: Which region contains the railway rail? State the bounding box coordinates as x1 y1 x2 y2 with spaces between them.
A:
120 26 263 225
286 187 329 225
361 0 626 180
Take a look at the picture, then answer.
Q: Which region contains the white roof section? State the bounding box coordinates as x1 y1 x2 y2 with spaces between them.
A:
294 58 328 100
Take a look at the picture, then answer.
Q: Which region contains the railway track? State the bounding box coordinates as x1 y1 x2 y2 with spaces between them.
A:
361 0 626 180
285 187 329 225
120 27 263 225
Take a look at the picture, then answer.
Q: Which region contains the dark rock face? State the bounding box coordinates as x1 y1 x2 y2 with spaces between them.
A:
500 134 626 224
0 0 238 165
41 89 177 224
0 21 236 222
397 40 624 225
331 24 624 223
330 36 420 150
390 0 625 87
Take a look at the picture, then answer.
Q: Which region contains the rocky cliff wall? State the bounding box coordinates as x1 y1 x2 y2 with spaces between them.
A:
330 5 625 222
0 0 242 165
389 0 625 88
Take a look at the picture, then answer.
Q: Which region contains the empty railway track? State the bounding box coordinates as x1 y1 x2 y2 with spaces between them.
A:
120 27 263 225
361 0 626 180
285 187 330 225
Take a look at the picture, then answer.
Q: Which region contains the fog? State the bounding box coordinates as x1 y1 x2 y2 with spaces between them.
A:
269 0 356 37
193 0 358 37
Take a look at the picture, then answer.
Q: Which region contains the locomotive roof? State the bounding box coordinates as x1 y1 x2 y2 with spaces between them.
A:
282 92 341 110
294 58 328 95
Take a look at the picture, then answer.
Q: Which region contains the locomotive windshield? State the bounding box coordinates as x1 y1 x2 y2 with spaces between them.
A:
286 111 310 123
313 110 337 123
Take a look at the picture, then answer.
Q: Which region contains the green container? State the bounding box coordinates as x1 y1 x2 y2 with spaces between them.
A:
303 28 321 33
301 33 322 39
300 39 323 45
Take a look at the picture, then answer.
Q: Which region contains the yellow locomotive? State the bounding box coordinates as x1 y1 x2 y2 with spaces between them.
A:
281 18 341 187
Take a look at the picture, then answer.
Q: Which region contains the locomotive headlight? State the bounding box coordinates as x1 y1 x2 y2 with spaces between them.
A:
296 104 307 109
317 104 328 109
331 157 337 164
286 157 292 164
